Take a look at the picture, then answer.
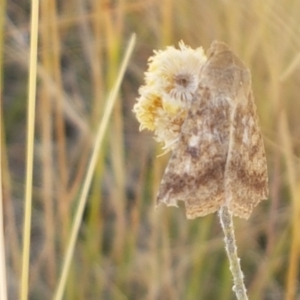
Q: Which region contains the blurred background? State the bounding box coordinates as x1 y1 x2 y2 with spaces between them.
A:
1 0 300 299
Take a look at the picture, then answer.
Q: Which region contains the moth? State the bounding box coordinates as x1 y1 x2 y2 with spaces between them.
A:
156 41 269 219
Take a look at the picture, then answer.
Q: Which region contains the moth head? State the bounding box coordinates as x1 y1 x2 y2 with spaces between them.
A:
207 40 231 58
202 41 252 101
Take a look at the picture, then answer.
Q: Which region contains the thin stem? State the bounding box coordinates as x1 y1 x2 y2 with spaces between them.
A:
219 205 248 300
0 0 8 298
53 34 136 300
20 0 39 299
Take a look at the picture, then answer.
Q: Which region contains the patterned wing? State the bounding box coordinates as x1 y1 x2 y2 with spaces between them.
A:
225 91 268 219
156 60 232 219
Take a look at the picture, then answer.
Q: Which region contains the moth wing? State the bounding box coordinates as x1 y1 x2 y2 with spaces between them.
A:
226 92 269 219
156 88 230 219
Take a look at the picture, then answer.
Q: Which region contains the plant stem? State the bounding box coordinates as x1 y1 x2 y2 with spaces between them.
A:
53 34 136 300
219 205 248 300
20 1 39 299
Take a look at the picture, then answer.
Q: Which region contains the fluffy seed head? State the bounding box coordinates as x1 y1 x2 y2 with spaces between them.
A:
133 41 207 152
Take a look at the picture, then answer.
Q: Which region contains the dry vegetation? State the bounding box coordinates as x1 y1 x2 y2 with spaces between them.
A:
1 0 300 299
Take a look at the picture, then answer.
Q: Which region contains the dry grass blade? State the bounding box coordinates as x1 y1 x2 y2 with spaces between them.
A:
0 0 8 299
53 33 136 300
279 112 300 300
0 178 7 300
20 0 39 299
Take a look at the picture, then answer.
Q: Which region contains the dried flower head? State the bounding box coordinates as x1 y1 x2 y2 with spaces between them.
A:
133 41 207 152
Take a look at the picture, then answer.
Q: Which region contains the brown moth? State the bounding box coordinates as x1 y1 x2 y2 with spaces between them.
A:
156 41 268 219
